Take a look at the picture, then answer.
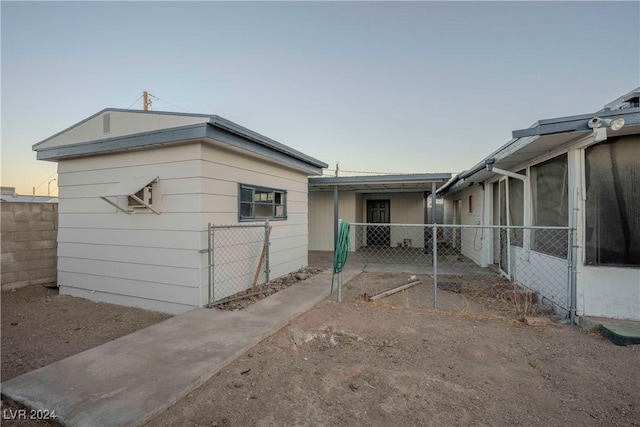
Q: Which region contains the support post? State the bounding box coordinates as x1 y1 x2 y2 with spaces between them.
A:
569 187 579 324
431 182 438 310
264 219 270 285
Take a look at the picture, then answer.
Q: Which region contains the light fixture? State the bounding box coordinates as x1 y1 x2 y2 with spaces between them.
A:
485 158 495 172
587 116 625 131
609 118 625 131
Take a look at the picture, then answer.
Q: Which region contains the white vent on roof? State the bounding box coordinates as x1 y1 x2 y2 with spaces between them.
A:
103 113 111 134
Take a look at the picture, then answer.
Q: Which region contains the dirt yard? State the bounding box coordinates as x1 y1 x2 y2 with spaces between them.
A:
1 285 171 426
2 274 639 427
148 272 639 427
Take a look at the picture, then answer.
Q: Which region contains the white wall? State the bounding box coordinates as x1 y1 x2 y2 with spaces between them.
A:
511 247 570 313
361 192 425 248
56 143 204 314
56 141 318 312
308 191 356 251
577 266 640 320
37 111 209 149
443 185 486 266
308 190 426 251
199 144 312 305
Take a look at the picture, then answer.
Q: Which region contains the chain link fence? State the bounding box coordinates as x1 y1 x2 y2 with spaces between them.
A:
206 221 270 306
347 223 575 319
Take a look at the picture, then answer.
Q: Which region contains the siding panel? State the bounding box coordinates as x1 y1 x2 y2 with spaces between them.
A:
58 257 199 287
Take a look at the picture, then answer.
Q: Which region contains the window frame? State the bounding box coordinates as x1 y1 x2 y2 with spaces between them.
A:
238 184 287 222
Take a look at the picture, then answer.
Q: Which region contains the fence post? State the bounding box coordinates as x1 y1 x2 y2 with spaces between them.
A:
209 223 214 307
432 223 438 310
264 219 270 285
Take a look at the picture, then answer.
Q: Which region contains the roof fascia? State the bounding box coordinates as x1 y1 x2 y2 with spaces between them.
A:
209 116 328 169
513 107 640 138
34 122 326 175
35 124 209 161
205 125 324 175
309 173 451 185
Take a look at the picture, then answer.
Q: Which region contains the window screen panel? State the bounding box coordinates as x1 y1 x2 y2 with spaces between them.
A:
585 137 640 266
508 173 525 247
531 155 568 258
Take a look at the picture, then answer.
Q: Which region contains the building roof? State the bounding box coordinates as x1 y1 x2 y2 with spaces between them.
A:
1 195 58 203
33 108 328 175
309 173 452 192
438 87 640 195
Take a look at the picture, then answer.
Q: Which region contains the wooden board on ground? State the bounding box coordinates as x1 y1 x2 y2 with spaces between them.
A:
366 279 421 301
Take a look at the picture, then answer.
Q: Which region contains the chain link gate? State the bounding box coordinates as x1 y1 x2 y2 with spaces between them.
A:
346 223 576 320
206 221 270 307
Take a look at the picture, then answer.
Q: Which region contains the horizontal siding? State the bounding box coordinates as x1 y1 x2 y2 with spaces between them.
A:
58 228 201 250
200 194 242 214
59 271 199 306
58 257 199 288
271 234 308 254
58 159 201 187
201 161 308 194
58 212 204 231
59 177 201 199
270 223 308 240
271 254 308 279
52 141 313 313
58 243 201 269
60 284 197 315
58 193 201 214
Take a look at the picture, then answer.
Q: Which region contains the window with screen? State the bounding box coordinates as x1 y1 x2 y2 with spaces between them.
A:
530 154 568 258
508 171 526 247
585 137 640 266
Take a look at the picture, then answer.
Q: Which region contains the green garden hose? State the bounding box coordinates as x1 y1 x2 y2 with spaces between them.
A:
331 221 351 293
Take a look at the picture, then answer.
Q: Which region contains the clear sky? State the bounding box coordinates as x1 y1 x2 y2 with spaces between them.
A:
2 1 639 196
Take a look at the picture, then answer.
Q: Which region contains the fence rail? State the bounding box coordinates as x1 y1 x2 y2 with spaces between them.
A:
206 221 270 306
344 223 576 321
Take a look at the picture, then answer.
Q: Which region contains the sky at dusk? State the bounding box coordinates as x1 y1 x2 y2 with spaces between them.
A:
2 1 639 196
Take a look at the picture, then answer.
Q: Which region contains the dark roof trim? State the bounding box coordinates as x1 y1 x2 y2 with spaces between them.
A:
208 116 327 169
35 123 326 175
35 123 208 161
204 125 325 174
309 173 451 185
512 107 640 138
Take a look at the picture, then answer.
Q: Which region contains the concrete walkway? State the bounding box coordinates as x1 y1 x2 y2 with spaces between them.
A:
1 269 360 427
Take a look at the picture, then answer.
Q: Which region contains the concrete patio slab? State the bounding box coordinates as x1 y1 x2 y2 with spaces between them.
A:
1 268 360 427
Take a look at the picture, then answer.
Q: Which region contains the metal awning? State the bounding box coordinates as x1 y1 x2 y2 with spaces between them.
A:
100 175 159 214
309 173 451 192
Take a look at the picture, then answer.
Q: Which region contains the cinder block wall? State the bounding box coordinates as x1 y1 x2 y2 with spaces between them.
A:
1 202 58 290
